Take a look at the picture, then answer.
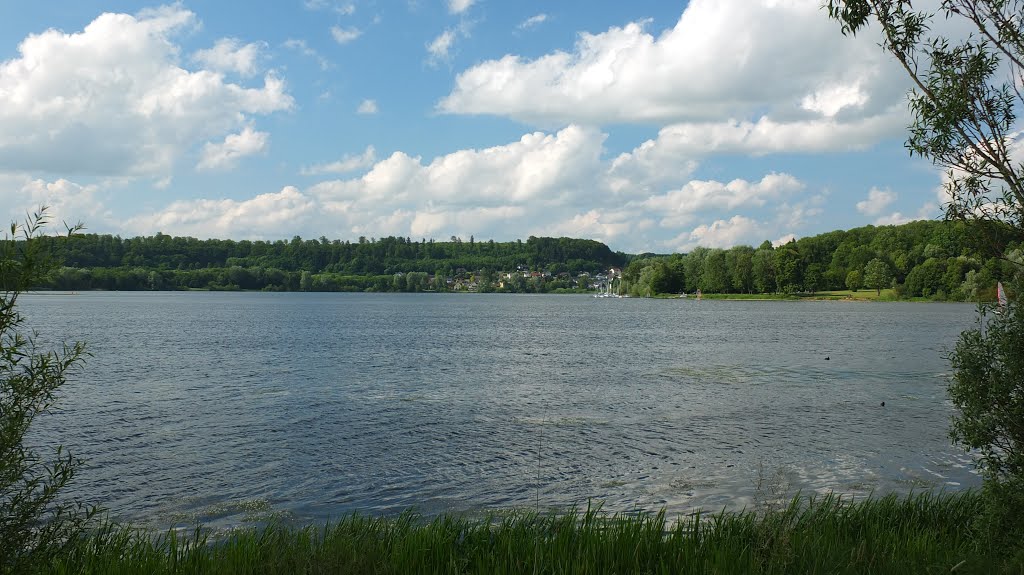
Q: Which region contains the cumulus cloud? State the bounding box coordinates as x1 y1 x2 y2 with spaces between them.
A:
542 209 641 245
408 206 525 237
856 187 897 216
8 177 112 230
875 202 938 226
95 123 821 252
197 127 269 171
129 125 607 241
438 0 907 139
610 115 898 188
671 215 764 251
301 145 377 175
331 26 362 44
357 99 379 114
0 6 292 177
874 212 911 226
773 233 797 247
124 186 316 238
192 38 264 76
642 173 804 227
310 124 605 206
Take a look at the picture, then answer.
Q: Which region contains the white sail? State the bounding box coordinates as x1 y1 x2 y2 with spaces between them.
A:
997 281 1008 310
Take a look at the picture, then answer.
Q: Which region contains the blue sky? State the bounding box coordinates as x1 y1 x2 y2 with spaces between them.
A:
0 1 944 252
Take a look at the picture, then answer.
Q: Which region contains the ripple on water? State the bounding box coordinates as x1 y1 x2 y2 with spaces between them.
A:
20 293 984 526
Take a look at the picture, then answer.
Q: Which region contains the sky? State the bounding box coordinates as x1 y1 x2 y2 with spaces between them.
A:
0 0 949 253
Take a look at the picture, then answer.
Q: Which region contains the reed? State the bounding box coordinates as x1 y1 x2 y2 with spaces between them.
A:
47 491 1020 574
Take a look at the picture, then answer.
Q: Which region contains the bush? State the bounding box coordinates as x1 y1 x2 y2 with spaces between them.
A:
948 279 1024 549
948 284 1024 482
1 209 93 574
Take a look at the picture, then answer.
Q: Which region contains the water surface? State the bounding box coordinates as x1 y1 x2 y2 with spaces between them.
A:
22 292 981 528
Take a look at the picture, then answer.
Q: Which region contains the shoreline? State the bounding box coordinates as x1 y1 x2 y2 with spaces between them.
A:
48 491 1024 572
25 288 985 303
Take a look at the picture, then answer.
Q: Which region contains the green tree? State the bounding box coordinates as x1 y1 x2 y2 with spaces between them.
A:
830 0 1024 537
1 210 93 574
863 258 891 295
700 249 729 294
948 294 1024 478
904 258 946 297
773 244 802 294
827 1 1024 244
752 241 776 293
727 246 754 293
845 269 863 292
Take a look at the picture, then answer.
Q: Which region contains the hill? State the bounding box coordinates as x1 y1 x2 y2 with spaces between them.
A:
16 220 1021 299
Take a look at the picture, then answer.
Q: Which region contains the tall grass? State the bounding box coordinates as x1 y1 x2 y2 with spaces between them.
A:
46 492 1020 574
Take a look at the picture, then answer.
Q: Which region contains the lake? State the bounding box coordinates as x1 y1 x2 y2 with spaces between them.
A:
21 292 982 529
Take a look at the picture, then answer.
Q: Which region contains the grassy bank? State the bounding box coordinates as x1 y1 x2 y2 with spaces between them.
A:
46 492 1022 574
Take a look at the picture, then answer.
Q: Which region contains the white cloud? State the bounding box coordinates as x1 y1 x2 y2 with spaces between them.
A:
875 202 938 225
611 116 898 184
101 123 822 252
542 209 639 245
439 0 906 132
856 187 897 216
283 39 330 70
305 1 355 15
192 38 264 76
447 0 475 15
408 206 524 237
428 30 456 62
641 173 804 228
0 6 292 177
125 186 316 238
874 212 911 226
125 125 608 241
197 127 269 171
357 99 379 114
311 124 604 206
301 145 377 175
773 233 797 247
801 82 869 117
9 177 111 230
776 195 825 230
672 215 763 251
519 14 548 30
331 26 362 44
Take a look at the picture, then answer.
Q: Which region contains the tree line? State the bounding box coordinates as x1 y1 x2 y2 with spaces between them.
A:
20 234 625 293
622 219 1020 300
7 218 1019 298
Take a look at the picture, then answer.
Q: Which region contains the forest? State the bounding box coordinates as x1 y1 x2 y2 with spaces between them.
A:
622 219 1020 300
33 234 625 293
15 219 1021 299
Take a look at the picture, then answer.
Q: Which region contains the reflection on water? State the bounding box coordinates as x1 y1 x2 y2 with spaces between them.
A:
22 292 982 528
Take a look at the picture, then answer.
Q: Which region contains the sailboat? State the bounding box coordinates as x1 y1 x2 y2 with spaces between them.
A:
997 281 1008 313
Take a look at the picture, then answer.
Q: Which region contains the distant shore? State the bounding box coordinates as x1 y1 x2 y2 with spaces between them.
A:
27 287 986 303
